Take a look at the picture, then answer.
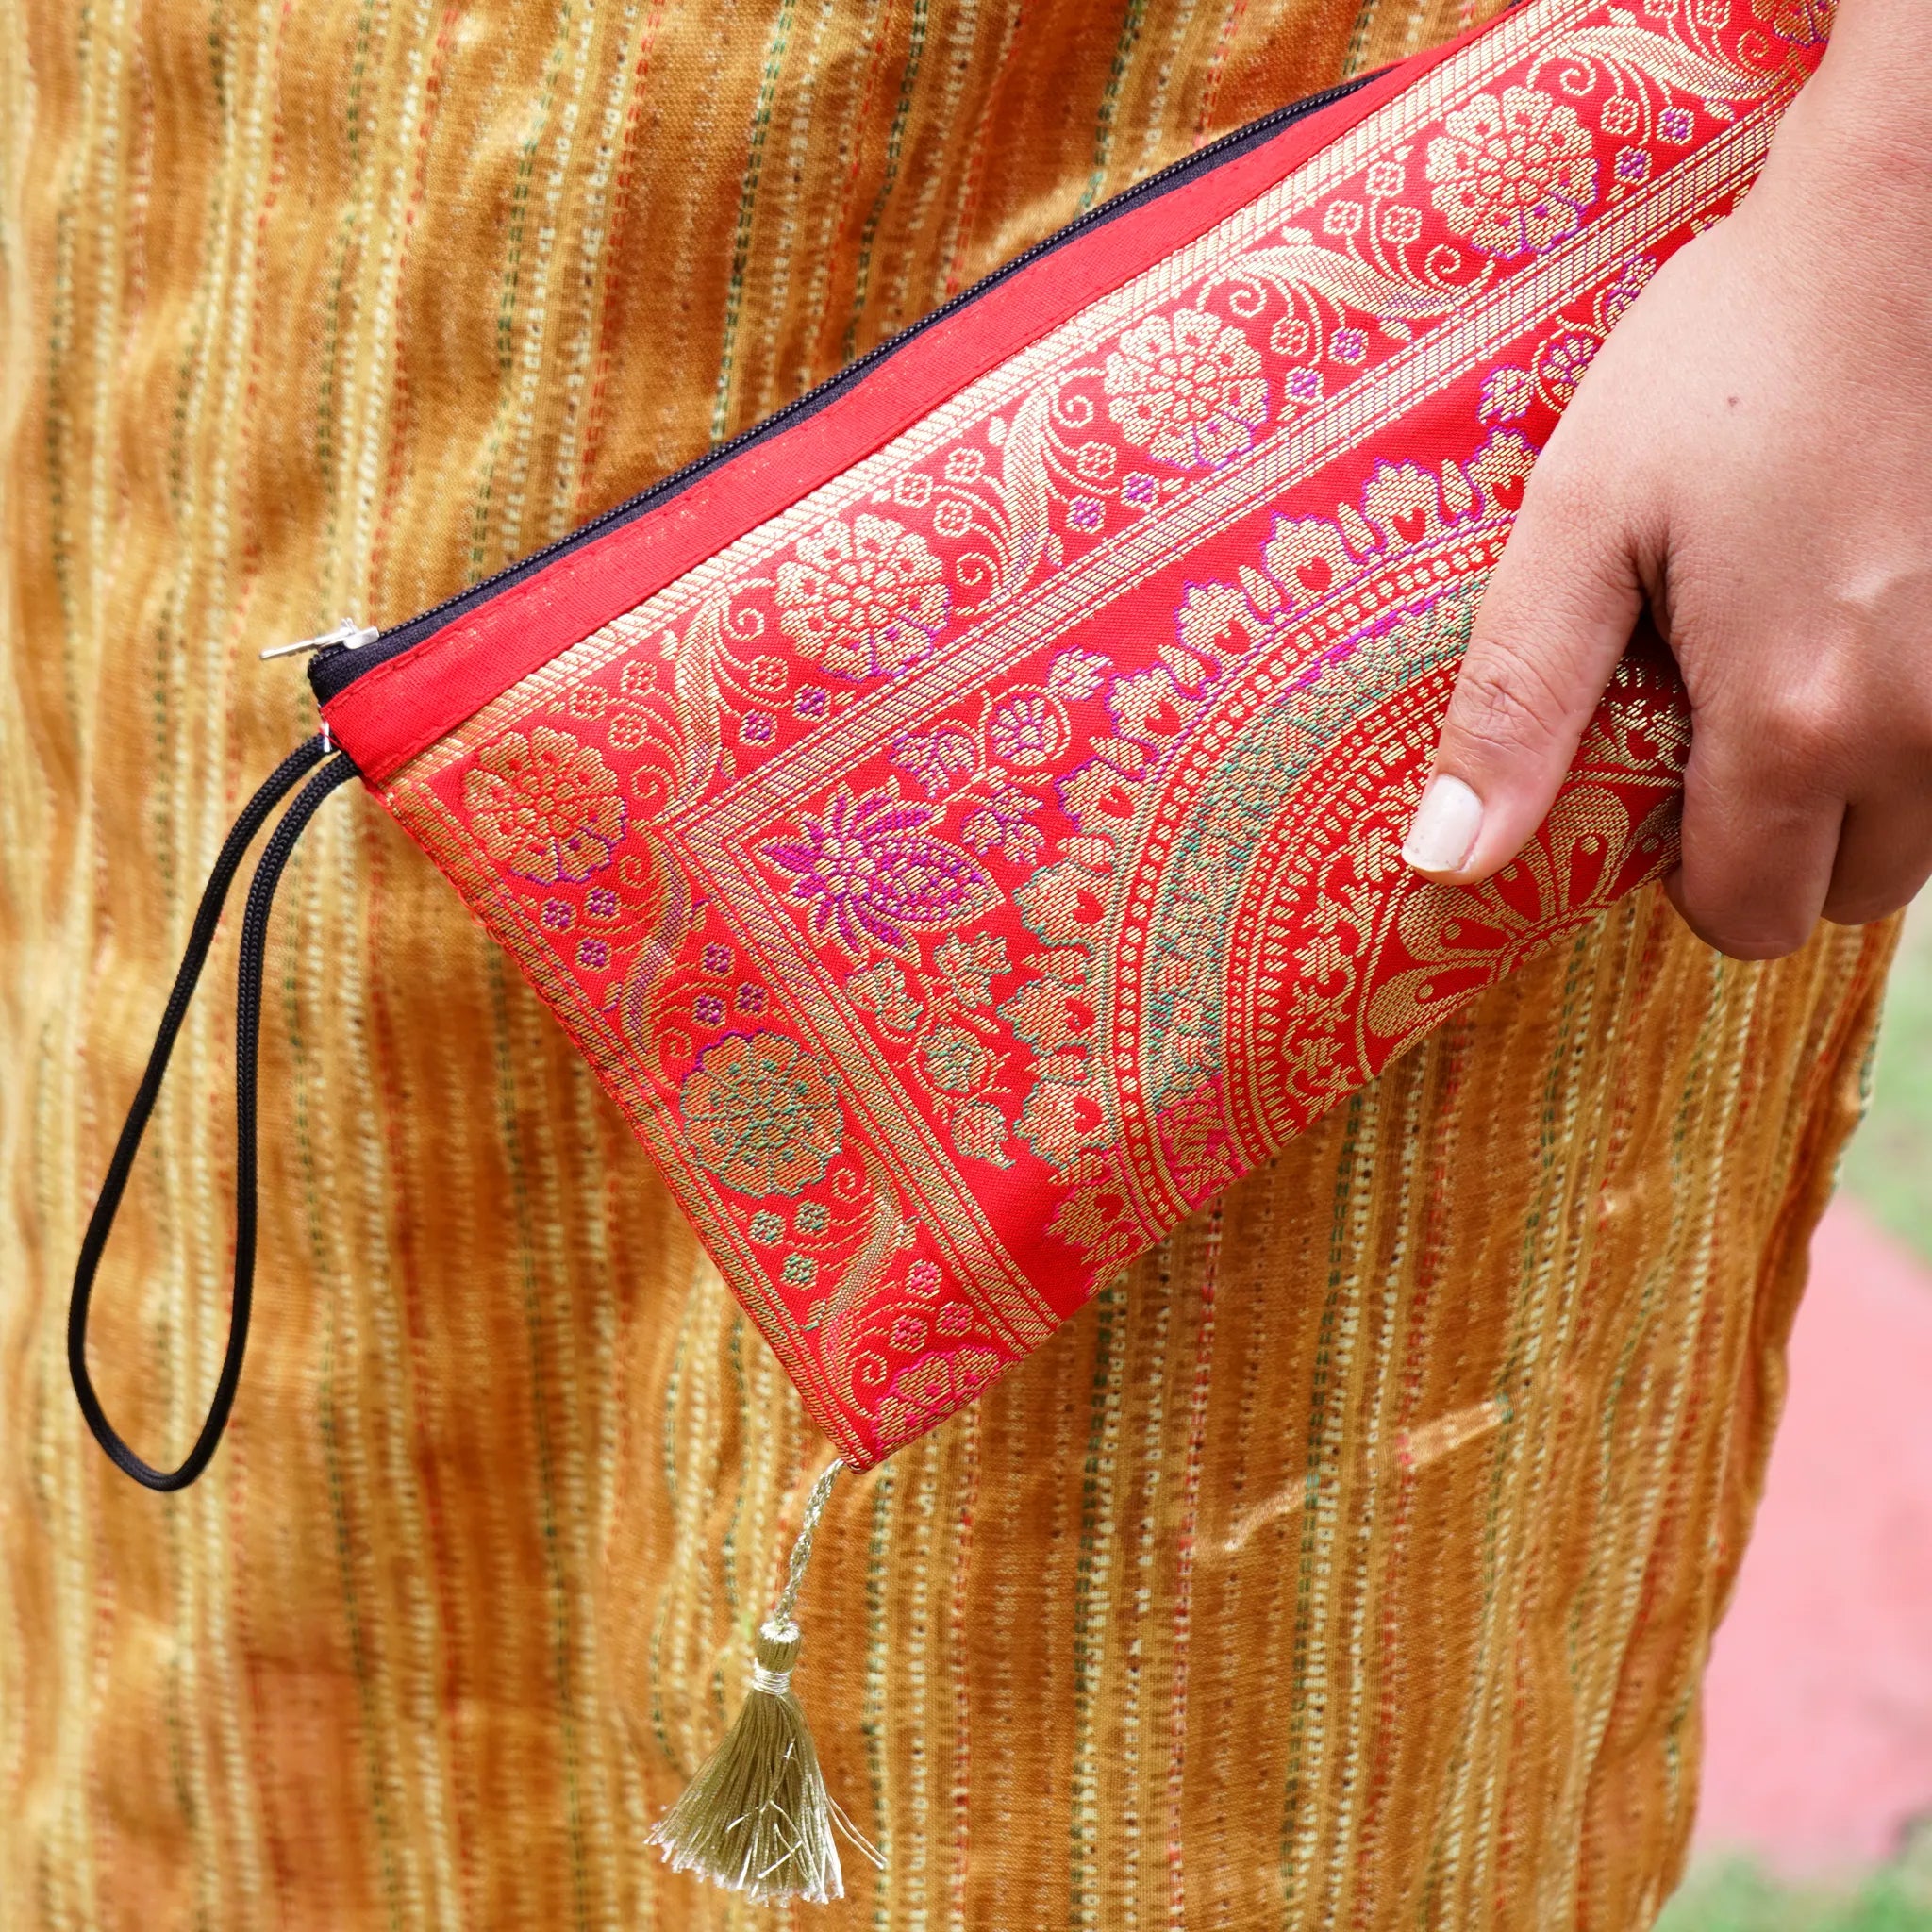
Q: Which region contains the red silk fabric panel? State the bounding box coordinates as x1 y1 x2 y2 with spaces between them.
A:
358 0 1827 1466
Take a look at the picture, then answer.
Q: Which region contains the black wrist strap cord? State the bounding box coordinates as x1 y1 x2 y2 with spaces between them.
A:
68 737 360 1491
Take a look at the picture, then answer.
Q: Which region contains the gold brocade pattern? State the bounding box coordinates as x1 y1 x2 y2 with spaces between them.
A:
0 0 1893 1926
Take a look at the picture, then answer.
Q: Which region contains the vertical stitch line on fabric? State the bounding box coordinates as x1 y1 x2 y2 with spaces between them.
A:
837 0 927 365
1453 924 1594 1922
595 1097 651 1932
932 0 1023 299
1546 901 1692 1920
300 815 411 1932
791 0 888 388
1563 928 1732 1924
1278 1083 1372 1919
204 0 283 1895
945 1405 978 1932
1652 965 1766 1869
1339 0 1382 80
864 1457 896 1927
567 0 673 523
878 0 975 340
1119 1237 1176 1930
485 956 595 1932
1189 0 1246 146
709 0 800 443
465 2 578 576
359 804 474 1932
744 0 836 422
1514 903 1624 1927
164 0 252 1918
1324 1042 1420 1924
904 1440 940 1924
1163 1196 1221 1929
1493 922 1606 1916
1350 1019 1465 1929
331 1 473 1912
314 0 380 581
42 0 120 1917
645 1243 711 1773
542 0 648 538
722 1315 753 1625
519 979 621 1923
1527 901 1642 1927
1129 0 1202 176
364 0 461 609
1078 0 1153 212
498 0 598 560
1417 949 1545 1920
1068 1274 1124 1928
343 0 433 602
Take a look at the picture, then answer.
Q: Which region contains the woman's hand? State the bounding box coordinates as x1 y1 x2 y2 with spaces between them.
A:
1401 2 1932 960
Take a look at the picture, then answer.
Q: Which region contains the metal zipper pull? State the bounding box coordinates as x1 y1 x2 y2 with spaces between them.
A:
258 617 379 661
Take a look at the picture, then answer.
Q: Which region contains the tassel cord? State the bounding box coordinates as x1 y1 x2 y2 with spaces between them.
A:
648 1455 881 1905
770 1455 842 1633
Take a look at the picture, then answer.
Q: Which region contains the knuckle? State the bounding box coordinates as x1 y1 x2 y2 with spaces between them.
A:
1720 930 1807 962
1750 691 1842 778
1449 644 1575 762
1522 462 1615 547
1822 900 1899 931
1823 882 1916 929
1894 688 1932 760
1692 917 1808 961
1735 653 1888 790
1671 886 1811 962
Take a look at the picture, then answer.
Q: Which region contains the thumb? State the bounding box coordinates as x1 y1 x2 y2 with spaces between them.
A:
1402 457 1645 884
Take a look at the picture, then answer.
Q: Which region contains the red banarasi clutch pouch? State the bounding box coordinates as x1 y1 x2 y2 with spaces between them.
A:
68 0 1828 1896
74 0 1828 1488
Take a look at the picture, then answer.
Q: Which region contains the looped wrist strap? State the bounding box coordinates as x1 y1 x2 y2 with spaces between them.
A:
68 738 359 1491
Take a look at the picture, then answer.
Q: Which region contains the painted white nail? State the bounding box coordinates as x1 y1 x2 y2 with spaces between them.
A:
1402 774 1484 875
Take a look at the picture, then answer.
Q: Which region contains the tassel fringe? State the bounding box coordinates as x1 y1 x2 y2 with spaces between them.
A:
647 1459 882 1905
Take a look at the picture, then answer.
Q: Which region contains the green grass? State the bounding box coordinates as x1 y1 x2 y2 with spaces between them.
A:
1841 900 1932 1266
1659 1854 1932 1932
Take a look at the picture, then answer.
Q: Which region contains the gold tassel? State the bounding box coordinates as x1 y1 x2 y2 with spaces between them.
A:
647 1457 882 1905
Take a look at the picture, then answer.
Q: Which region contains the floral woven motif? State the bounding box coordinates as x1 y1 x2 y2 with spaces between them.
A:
354 0 1827 1468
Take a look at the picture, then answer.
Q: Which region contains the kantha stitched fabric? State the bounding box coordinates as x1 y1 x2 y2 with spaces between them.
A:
0 0 1895 1924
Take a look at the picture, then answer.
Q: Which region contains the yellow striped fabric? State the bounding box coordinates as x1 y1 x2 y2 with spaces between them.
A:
0 0 1894 1924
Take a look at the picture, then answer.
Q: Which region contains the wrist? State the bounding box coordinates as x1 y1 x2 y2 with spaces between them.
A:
1761 0 1932 207
1746 42 1932 306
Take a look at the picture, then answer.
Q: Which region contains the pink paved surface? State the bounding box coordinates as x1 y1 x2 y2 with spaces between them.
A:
1694 1196 1932 1872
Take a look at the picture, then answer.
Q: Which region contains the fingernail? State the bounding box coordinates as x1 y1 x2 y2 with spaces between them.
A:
1402 774 1484 875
